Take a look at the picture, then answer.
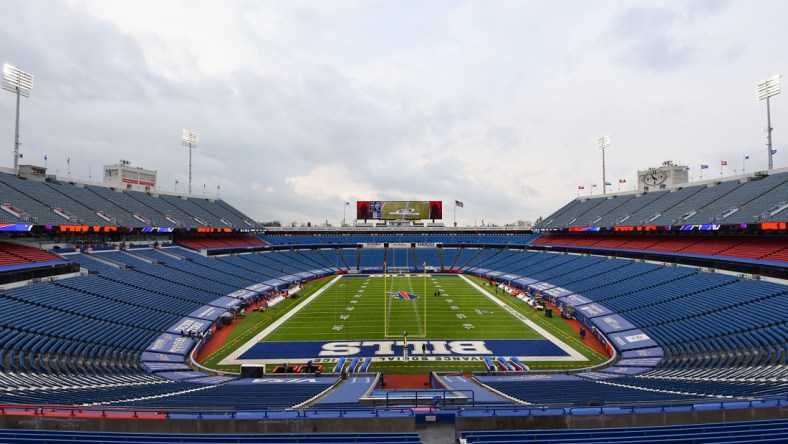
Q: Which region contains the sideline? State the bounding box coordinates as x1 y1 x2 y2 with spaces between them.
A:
459 274 586 362
219 275 343 366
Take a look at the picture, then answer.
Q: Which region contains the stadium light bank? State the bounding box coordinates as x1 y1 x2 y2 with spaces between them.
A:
2 63 34 172
757 74 780 171
182 129 199 195
597 135 611 195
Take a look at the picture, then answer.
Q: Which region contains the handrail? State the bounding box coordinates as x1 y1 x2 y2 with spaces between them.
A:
0 397 783 420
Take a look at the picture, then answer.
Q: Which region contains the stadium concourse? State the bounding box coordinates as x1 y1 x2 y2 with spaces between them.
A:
0 167 786 442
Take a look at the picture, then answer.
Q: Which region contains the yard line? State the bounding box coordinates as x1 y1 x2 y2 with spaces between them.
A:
459 274 587 362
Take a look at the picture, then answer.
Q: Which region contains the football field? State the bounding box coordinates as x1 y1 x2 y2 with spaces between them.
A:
380 201 430 219
220 274 590 372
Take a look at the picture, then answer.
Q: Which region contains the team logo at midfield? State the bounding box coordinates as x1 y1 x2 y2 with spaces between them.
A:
394 291 419 300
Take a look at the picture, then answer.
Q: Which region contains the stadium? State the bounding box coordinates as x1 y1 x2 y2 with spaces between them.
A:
1 3 788 442
0 159 786 443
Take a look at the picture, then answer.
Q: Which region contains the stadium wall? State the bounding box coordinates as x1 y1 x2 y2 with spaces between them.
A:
0 415 416 434
0 403 784 435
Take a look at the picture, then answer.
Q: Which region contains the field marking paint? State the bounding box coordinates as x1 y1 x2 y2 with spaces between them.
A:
223 275 587 366
219 275 343 366
458 274 586 362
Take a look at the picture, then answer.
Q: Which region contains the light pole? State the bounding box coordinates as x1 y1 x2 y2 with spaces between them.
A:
597 135 611 195
181 130 199 195
2 64 34 172
757 75 780 170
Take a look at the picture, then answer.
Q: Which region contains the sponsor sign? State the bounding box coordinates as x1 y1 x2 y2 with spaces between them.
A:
141 362 191 372
591 314 637 334
231 378 335 385
166 317 212 335
556 293 593 306
263 279 287 288
606 330 658 351
621 347 664 359
476 374 579 383
528 282 554 292
189 376 237 384
0 223 34 232
140 352 186 363
157 371 211 381
295 271 315 280
579 371 624 380
189 304 226 321
237 339 568 364
246 283 273 293
145 332 195 356
543 286 573 298
616 357 662 367
600 366 651 376
575 303 613 319
209 296 244 310
227 289 257 300
511 277 537 287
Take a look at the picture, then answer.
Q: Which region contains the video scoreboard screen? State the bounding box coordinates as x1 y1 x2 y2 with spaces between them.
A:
356 201 442 220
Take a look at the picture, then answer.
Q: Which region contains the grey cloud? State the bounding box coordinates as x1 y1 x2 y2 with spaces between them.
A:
606 5 694 72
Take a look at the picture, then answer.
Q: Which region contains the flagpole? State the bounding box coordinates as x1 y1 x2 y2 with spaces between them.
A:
453 201 456 227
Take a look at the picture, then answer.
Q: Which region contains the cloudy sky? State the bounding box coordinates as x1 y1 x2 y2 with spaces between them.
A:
1 0 786 226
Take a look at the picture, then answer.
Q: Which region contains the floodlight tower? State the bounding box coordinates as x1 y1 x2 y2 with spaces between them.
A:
757 75 781 171
181 130 199 195
2 64 34 172
597 135 611 195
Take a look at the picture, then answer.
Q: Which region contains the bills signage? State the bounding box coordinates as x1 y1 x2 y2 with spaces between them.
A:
238 339 568 363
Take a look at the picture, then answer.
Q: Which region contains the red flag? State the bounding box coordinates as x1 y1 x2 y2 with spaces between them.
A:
619 179 626 183
721 160 728 166
578 185 585 189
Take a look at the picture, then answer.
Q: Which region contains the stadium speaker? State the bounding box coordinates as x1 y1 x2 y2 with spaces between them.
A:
545 308 553 318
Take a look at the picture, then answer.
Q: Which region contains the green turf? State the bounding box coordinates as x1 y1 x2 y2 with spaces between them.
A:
265 275 543 342
379 201 430 220
200 274 609 374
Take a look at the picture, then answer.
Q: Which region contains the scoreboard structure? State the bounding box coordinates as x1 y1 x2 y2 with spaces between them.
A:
356 201 442 221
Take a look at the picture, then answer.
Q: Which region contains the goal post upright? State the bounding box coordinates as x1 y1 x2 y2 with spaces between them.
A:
423 262 427 337
383 260 388 337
